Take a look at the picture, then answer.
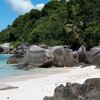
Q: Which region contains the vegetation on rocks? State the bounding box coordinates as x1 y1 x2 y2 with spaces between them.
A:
0 0 100 50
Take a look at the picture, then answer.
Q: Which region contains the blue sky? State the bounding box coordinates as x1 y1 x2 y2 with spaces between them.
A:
0 0 48 32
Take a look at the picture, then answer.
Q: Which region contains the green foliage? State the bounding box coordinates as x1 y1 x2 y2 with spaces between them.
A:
42 0 67 16
0 0 100 49
84 22 100 48
12 40 22 48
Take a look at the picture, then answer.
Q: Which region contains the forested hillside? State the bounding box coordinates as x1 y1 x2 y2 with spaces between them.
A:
0 0 100 50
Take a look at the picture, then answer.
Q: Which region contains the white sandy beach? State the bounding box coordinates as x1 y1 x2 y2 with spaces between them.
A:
0 65 100 100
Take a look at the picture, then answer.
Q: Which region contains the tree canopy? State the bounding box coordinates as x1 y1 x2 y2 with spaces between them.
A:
0 0 100 50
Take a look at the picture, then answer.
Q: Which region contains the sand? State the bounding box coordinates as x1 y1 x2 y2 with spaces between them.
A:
0 65 100 100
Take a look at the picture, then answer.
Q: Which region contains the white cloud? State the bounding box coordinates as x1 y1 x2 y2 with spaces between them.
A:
7 0 44 14
35 4 45 11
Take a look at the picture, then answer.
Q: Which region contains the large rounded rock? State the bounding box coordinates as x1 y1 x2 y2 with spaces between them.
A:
87 46 100 66
81 78 100 94
53 46 74 67
53 47 65 67
19 45 53 68
80 78 100 100
86 89 100 100
81 78 100 100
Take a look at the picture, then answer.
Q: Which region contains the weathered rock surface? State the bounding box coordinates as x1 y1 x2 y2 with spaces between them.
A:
80 78 100 97
44 78 100 100
7 44 100 68
78 45 87 63
19 45 53 68
7 54 23 64
87 46 100 66
52 46 74 67
0 43 13 54
14 43 29 54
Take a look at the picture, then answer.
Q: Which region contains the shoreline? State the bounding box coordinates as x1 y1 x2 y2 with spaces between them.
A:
0 65 100 100
0 67 72 82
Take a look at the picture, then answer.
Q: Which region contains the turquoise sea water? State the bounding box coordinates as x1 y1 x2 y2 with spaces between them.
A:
0 54 54 79
0 54 66 81
0 54 23 79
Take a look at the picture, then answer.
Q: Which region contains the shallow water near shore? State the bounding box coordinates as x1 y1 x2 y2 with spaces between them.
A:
0 54 70 82
0 54 23 79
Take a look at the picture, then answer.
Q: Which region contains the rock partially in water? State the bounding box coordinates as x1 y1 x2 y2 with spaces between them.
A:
18 63 29 70
7 45 100 69
19 45 53 68
7 54 24 64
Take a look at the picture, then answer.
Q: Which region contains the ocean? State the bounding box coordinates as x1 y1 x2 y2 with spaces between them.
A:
0 54 24 79
0 54 67 81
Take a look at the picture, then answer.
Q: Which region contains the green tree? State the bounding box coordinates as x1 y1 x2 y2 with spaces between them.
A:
0 0 100 49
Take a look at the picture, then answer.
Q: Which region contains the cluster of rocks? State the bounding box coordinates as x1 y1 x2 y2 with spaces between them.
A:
44 78 100 100
0 43 13 54
13 42 30 54
0 42 29 54
7 45 78 69
6 44 100 69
